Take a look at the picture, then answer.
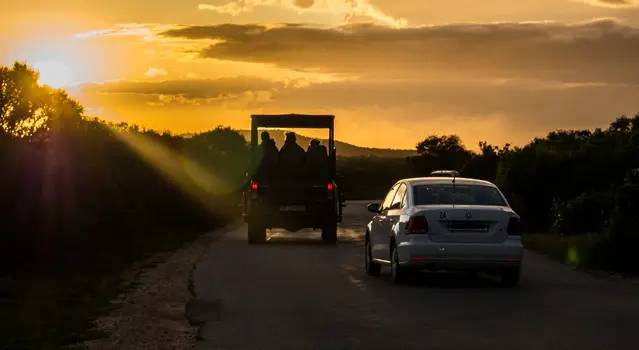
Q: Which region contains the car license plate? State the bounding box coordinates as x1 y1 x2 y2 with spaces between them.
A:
279 205 306 212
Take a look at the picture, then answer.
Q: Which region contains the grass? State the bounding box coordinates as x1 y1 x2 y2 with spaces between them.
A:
522 232 612 270
0 226 215 350
0 276 120 349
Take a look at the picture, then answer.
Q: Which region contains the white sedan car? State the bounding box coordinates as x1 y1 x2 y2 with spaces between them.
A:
364 177 523 286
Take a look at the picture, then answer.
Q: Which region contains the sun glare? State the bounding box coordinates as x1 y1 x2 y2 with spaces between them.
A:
33 59 75 88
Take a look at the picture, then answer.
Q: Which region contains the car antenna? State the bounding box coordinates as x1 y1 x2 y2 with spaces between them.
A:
452 174 457 207
452 174 456 193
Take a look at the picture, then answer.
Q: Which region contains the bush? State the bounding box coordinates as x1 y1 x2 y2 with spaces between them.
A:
551 191 614 236
0 63 246 277
605 170 639 273
523 232 612 269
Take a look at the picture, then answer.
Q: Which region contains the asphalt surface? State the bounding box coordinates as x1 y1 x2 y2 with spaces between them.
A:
192 201 639 350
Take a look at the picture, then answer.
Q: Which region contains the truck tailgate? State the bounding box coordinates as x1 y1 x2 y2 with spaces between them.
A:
259 182 328 205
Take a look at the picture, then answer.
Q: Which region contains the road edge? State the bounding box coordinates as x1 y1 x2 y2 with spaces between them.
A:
185 220 244 341
524 249 639 285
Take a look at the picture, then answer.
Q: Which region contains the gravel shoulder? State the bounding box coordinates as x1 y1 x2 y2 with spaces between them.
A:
76 223 238 350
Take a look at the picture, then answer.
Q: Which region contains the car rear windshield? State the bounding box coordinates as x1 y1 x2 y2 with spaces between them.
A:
413 184 508 206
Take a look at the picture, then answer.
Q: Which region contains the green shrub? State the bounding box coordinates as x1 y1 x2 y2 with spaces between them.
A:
523 232 612 269
551 191 614 236
605 170 639 273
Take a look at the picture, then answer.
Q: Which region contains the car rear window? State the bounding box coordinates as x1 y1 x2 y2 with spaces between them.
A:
413 184 508 206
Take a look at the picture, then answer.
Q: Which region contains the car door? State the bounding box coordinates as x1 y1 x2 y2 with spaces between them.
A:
371 184 399 259
381 183 407 258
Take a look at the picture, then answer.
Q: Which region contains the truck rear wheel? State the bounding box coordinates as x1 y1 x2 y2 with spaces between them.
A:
321 221 337 244
247 219 266 244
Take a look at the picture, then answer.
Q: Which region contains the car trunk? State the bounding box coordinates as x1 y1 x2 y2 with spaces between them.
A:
415 205 513 243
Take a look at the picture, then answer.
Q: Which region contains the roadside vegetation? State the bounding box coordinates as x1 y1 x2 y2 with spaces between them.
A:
0 62 247 349
2 61 638 348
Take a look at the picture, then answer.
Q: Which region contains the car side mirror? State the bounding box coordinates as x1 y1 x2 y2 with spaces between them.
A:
367 203 380 213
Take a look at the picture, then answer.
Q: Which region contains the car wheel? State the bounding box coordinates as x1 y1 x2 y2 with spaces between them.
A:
466 271 481 280
500 267 520 287
247 219 266 244
365 234 381 277
321 221 338 244
391 245 408 285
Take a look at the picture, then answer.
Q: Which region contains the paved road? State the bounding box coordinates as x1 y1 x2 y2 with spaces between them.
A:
192 201 639 350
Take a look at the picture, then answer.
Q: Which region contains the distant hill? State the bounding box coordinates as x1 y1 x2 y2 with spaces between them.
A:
233 129 416 158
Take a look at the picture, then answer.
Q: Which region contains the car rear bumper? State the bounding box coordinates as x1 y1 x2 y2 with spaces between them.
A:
396 236 524 272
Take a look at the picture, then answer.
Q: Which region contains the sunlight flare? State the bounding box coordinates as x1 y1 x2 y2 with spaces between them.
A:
111 127 245 215
33 60 75 88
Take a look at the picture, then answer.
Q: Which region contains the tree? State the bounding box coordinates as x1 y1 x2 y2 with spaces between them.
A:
0 61 248 276
416 134 465 156
412 134 472 172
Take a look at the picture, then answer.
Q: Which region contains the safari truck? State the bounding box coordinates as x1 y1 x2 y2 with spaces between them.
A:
242 114 346 244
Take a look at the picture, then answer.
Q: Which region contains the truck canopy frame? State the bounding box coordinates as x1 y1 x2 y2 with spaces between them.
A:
250 114 335 152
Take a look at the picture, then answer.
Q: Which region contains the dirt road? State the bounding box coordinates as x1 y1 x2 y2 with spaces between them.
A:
190 201 639 349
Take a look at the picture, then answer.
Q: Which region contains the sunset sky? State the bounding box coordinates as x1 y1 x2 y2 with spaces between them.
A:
2 0 639 149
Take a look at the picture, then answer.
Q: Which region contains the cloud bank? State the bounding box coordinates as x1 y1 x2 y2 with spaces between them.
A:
198 0 408 27
161 19 639 84
583 0 639 8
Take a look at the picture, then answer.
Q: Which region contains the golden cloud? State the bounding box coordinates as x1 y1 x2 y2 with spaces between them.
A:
160 18 639 84
198 0 407 28
144 68 168 78
582 0 639 8
79 76 282 99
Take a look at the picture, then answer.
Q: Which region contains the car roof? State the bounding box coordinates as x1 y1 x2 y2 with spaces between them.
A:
399 177 497 187
430 170 459 174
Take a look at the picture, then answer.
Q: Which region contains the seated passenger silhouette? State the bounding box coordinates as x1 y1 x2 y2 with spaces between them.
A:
306 139 328 179
279 132 305 171
256 131 279 180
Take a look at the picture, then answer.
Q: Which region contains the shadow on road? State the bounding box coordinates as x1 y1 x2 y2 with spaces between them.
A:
372 271 510 289
261 228 364 247
265 237 335 246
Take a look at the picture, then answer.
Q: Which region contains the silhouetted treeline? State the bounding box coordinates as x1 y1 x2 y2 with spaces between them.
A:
1 62 248 277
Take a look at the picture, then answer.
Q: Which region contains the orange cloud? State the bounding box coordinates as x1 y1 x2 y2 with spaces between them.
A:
293 0 314 8
79 76 281 99
198 1 276 16
144 68 168 78
160 19 639 84
74 23 175 39
582 0 639 7
198 0 407 27
72 70 639 144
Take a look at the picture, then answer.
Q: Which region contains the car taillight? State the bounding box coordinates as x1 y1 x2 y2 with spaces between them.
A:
250 181 258 191
405 215 428 234
507 217 521 235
